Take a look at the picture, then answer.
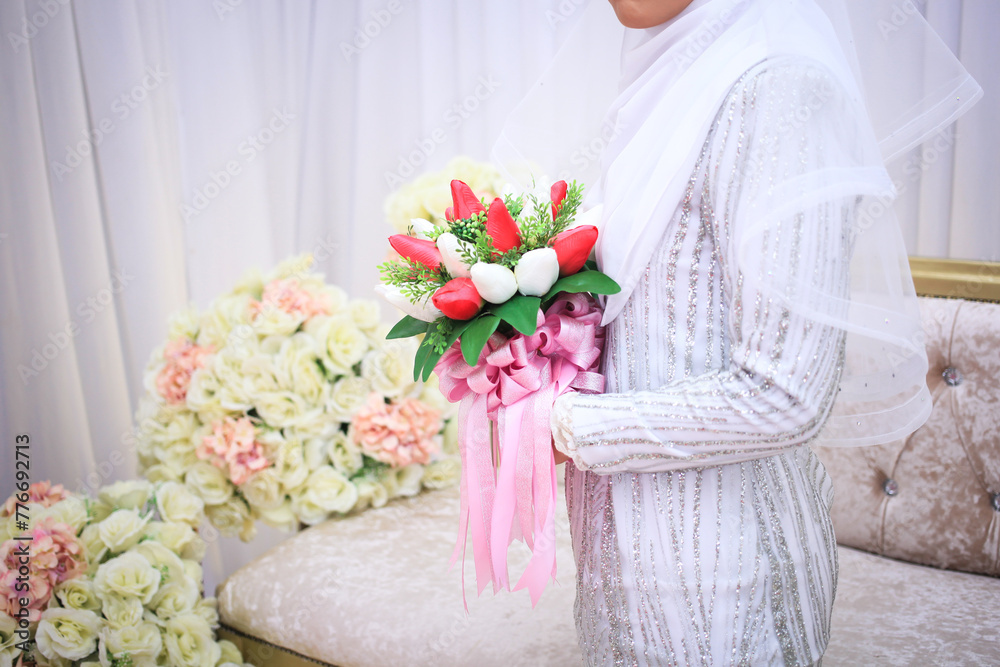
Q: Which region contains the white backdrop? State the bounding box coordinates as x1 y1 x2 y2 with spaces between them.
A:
1 0 997 587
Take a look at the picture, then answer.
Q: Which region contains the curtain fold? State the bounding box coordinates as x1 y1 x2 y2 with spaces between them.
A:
1 0 994 590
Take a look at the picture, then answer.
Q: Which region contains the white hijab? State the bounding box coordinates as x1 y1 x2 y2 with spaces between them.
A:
493 0 981 446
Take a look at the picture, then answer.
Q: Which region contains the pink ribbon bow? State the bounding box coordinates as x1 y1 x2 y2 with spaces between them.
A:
435 293 605 606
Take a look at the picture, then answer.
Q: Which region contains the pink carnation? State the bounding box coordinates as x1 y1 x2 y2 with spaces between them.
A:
0 518 87 623
156 338 213 404
197 416 272 486
250 277 332 322
2 481 68 517
350 393 442 468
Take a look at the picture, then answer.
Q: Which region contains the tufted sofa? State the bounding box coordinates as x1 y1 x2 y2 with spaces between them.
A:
216 257 1000 666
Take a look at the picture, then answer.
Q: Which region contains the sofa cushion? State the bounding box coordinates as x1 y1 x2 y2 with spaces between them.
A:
827 546 1000 666
217 485 580 666
219 482 1000 666
815 297 1000 576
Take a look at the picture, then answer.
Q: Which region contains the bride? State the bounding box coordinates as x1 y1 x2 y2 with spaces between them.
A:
527 0 983 663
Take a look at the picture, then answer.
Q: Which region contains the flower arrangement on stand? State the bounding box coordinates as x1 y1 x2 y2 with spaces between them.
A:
377 178 618 604
135 255 460 540
0 480 253 667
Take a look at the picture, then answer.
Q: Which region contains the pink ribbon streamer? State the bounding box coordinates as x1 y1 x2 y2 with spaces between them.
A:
435 293 605 606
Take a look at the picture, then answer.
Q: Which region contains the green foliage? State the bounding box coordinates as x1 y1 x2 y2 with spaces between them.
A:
378 257 447 302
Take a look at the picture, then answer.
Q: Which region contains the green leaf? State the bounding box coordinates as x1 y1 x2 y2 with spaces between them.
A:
412 334 436 382
542 270 621 302
489 295 541 335
460 315 500 366
419 319 473 382
386 315 430 340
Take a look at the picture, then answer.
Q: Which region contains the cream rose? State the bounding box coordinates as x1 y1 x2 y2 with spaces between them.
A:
307 315 370 376
156 481 205 527
442 418 459 456
97 509 149 554
328 431 363 477
78 524 108 564
254 390 316 430
361 340 419 399
421 457 462 489
151 578 200 620
93 552 161 605
166 306 200 341
353 479 389 512
349 300 380 331
275 333 328 404
101 595 144 628
217 639 244 665
53 577 100 613
35 608 101 661
259 432 309 491
34 496 89 533
327 376 372 422
130 541 186 586
240 468 284 511
141 463 182 484
392 464 425 497
198 293 254 348
184 462 233 506
99 480 154 511
99 622 163 667
256 499 298 531
205 498 254 540
291 468 359 525
163 613 221 667
185 367 228 422
145 521 207 561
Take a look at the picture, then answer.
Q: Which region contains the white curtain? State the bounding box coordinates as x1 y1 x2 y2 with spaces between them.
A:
1 0 995 588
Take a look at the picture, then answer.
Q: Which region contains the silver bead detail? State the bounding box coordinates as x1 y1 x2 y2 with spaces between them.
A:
942 366 963 386
882 478 899 497
991 493 1000 512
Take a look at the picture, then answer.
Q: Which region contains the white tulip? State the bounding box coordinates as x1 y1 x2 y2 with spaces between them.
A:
409 218 437 239
374 284 442 322
470 262 519 304
436 233 472 278
514 247 560 296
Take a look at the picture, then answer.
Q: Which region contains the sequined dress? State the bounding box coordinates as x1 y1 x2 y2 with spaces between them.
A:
553 60 851 666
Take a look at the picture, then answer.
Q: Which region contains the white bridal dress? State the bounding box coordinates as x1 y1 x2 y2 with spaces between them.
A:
512 0 980 663
554 58 857 666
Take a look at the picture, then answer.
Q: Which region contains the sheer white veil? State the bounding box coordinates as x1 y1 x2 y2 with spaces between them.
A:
492 0 981 446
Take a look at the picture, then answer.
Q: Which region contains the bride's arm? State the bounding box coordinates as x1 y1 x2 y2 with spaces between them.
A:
554 61 856 474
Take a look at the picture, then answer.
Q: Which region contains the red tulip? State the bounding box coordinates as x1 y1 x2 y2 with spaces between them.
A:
486 198 521 254
450 180 486 220
551 225 598 276
550 180 568 220
432 277 483 320
445 206 455 222
389 234 442 270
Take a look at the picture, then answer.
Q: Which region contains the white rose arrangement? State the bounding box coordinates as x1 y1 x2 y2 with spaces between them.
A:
0 480 251 667
136 255 461 539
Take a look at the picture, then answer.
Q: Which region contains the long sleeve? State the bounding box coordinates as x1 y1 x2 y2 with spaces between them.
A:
555 61 855 474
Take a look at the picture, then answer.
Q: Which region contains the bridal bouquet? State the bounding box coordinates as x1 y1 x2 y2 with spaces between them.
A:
377 179 617 604
135 256 460 541
0 480 252 667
